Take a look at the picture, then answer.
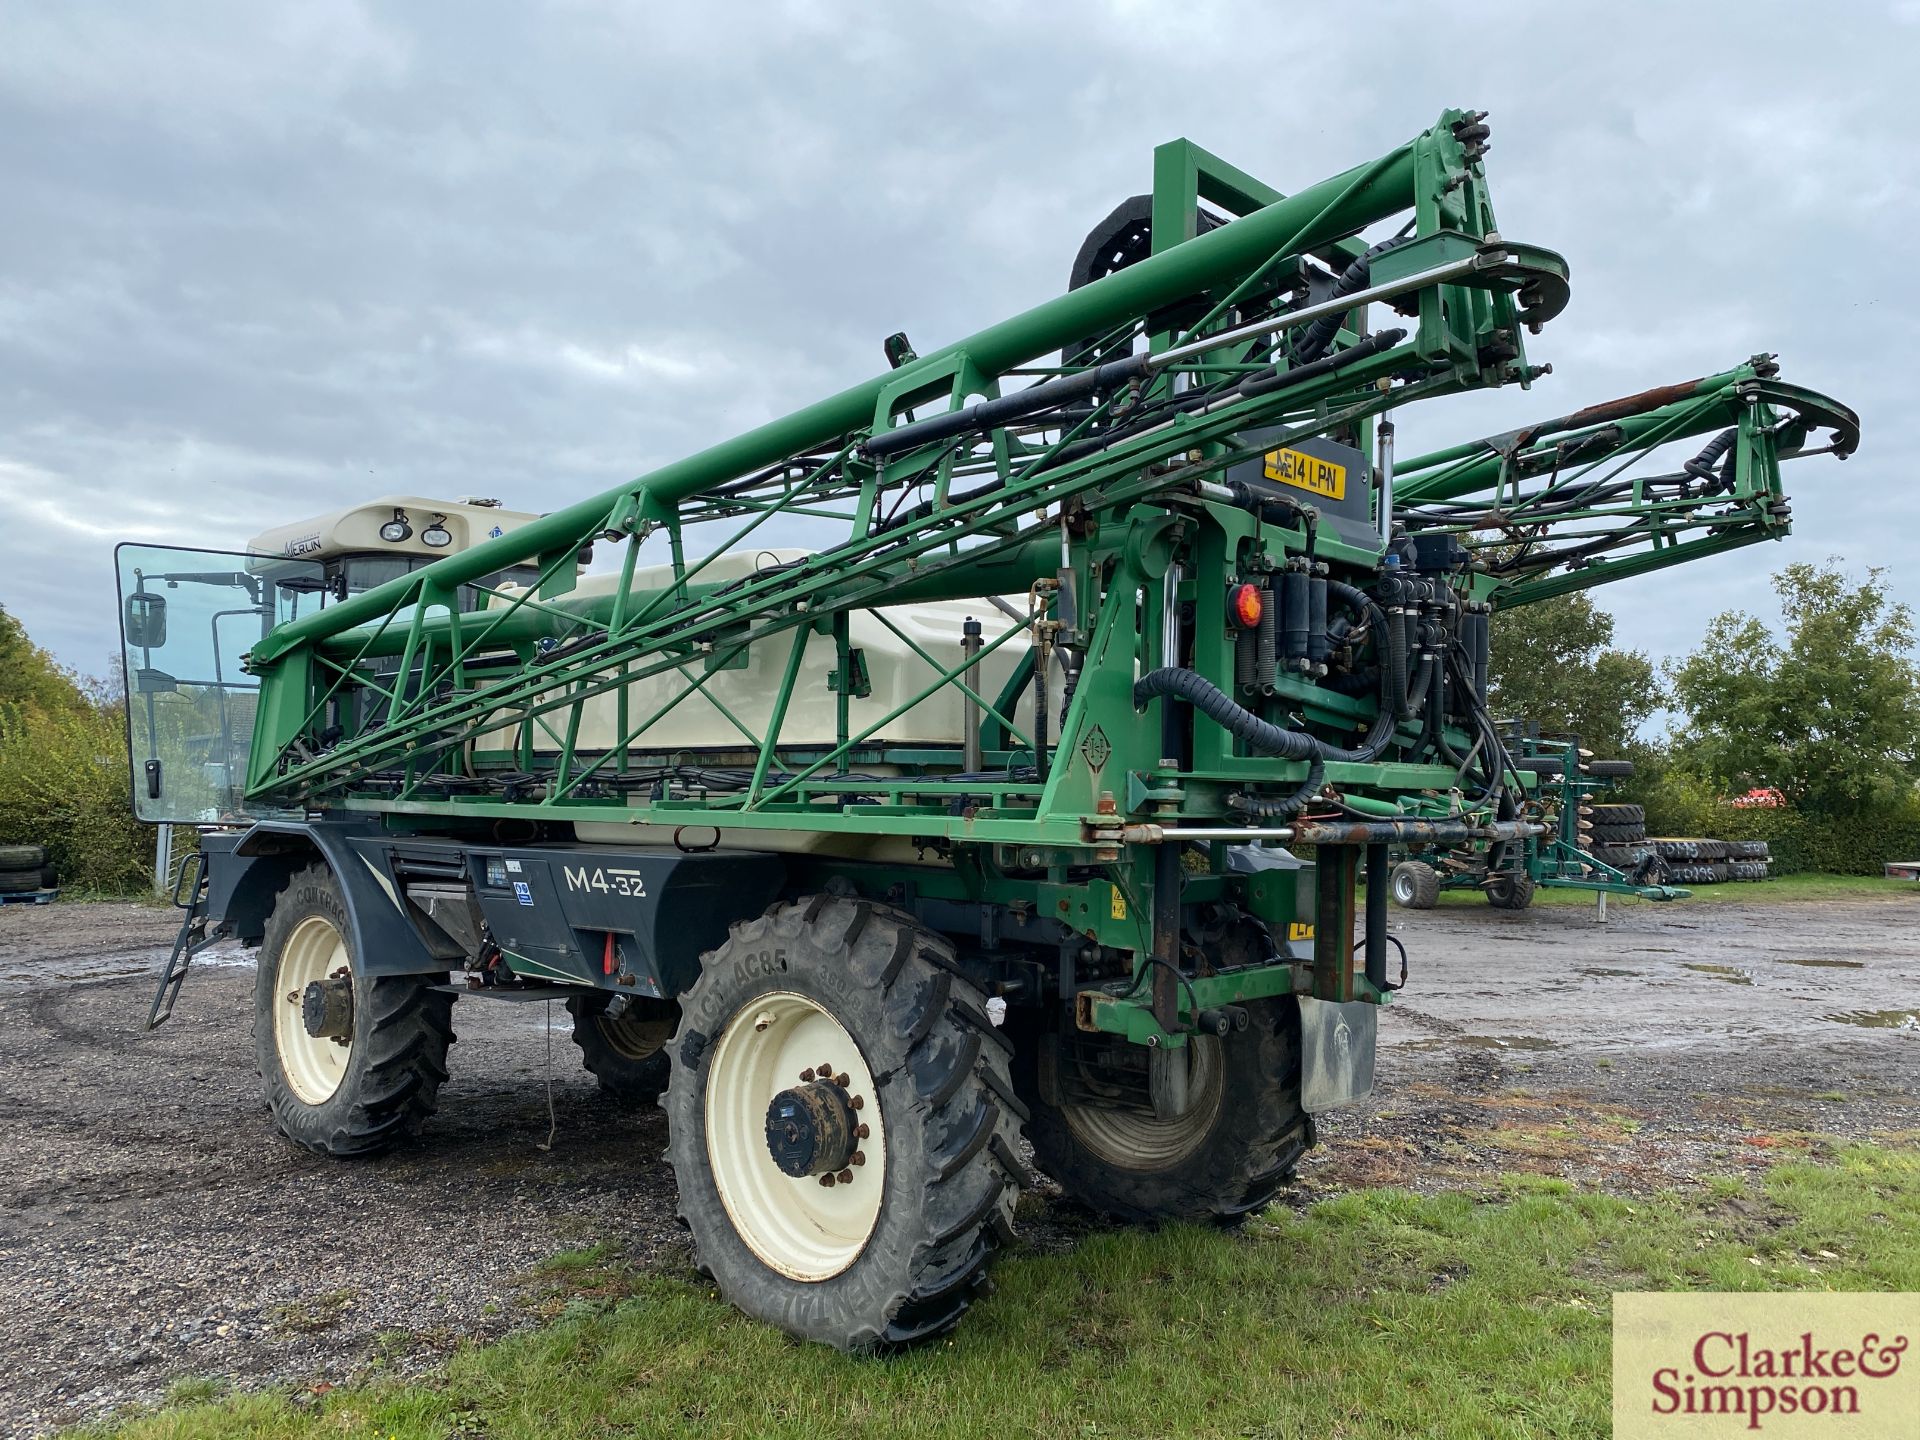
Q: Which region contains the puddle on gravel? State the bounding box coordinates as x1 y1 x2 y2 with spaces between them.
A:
1398 1034 1562 1052
1579 967 1642 978
1824 1009 1919 1031
1682 963 1753 985
0 942 253 998
1779 958 1866 969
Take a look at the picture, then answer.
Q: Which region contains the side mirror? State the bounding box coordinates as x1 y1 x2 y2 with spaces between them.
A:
125 592 167 649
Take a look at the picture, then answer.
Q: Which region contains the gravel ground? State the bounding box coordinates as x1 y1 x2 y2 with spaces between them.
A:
1 891 1915 1436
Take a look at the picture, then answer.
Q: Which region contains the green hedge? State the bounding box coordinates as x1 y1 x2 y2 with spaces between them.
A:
0 702 151 893
1639 773 1920 877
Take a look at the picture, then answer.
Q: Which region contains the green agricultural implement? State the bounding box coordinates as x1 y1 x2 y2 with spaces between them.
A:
1388 729 1683 910
114 110 1857 1351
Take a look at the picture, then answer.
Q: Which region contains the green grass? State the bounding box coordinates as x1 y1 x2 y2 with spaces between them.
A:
72 1146 1920 1440
1428 871 1917 908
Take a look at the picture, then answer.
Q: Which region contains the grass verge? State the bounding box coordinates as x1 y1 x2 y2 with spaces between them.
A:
73 1145 1920 1440
1429 871 1917 908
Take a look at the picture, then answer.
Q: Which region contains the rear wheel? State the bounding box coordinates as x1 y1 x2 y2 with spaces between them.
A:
664 896 1020 1351
1486 872 1536 910
254 864 454 1157
567 995 672 1102
1015 998 1307 1225
1390 861 1440 909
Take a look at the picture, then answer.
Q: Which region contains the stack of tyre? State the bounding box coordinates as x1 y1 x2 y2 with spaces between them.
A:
0 844 58 898
1649 837 1770 885
1587 803 1661 878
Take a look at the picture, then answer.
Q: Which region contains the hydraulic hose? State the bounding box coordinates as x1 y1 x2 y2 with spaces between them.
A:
1385 598 1410 715
1289 241 1404 366
1683 426 1738 492
1133 667 1392 765
1228 755 1325 822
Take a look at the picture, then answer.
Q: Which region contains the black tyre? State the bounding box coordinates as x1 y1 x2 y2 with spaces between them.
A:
1487 872 1536 909
1589 804 1644 827
664 895 1020 1352
1589 759 1635 778
1592 822 1647 845
1694 840 1729 862
1730 840 1771 860
1516 757 1564 776
1592 844 1653 867
1670 863 1724 885
39 865 58 890
1389 861 1440 910
567 995 672 1102
1652 838 1698 861
0 866 43 894
0 844 45 869
254 863 454 1157
1016 998 1306 1225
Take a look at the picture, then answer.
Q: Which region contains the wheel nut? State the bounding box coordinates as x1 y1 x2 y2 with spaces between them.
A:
851 1151 865 1166
818 1173 836 1188
837 1169 854 1184
799 1067 815 1081
850 1094 865 1111
833 1072 849 1088
819 1059 835 1075
855 1123 869 1139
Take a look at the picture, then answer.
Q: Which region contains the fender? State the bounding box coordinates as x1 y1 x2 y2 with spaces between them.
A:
228 818 443 977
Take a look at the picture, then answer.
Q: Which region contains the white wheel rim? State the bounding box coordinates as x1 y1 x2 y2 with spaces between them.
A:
1393 870 1415 904
705 991 886 1282
596 1010 670 1061
274 915 352 1105
1063 1036 1224 1170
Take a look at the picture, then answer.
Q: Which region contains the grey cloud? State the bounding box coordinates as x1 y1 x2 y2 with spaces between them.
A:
0 1 1915 686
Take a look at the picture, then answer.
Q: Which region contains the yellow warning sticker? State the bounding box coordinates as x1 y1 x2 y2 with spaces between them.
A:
1111 889 1128 921
1287 922 1315 942
1264 447 1346 501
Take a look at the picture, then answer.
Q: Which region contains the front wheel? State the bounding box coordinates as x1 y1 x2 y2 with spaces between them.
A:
664 896 1021 1351
1014 998 1309 1225
1390 861 1440 909
254 863 454 1157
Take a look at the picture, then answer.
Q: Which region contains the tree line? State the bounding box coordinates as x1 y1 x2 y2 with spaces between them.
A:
1490 560 1920 874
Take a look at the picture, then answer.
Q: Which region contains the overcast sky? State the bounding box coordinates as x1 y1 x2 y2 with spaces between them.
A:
3 1 1916 694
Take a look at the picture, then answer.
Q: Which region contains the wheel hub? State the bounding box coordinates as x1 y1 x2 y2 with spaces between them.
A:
301 975 354 1042
764 1079 857 1178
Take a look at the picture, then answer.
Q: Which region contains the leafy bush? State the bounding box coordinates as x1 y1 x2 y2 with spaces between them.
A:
0 700 152 892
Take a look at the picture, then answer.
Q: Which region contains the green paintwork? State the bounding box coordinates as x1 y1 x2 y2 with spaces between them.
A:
190 113 1855 1035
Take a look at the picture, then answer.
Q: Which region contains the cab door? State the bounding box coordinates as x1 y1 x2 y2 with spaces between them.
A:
113 544 327 823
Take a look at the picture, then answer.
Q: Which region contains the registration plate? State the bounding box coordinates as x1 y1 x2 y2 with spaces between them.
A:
1263 447 1346 501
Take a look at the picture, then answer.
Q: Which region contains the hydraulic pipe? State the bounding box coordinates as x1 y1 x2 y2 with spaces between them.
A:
961 616 984 773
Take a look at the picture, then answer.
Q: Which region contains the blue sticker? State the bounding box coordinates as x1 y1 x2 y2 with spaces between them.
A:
489 525 505 539
513 881 534 907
